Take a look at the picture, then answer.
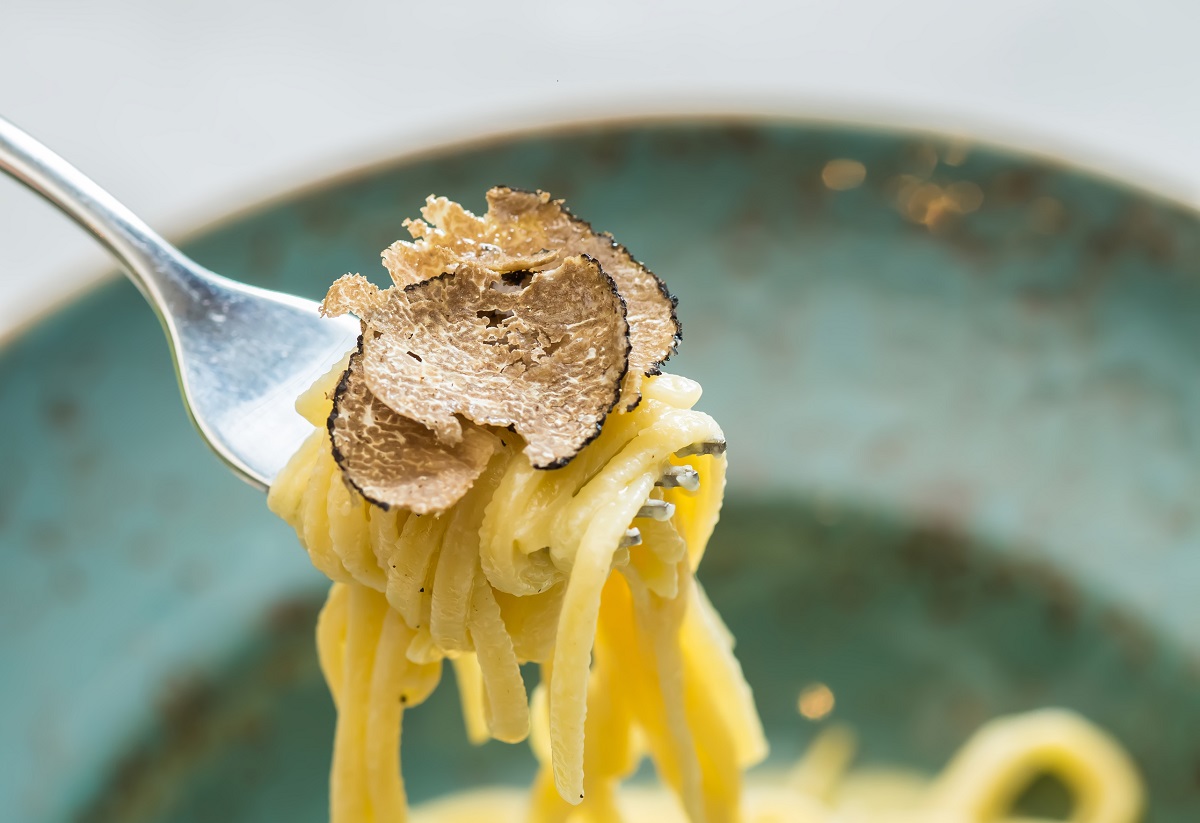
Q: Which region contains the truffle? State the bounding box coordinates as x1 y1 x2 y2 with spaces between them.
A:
383 187 679 409
321 273 385 319
328 349 498 513
341 256 629 469
319 188 682 512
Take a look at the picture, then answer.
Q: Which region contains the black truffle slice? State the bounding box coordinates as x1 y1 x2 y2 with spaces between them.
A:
331 256 630 470
383 187 679 409
328 349 498 513
321 273 385 319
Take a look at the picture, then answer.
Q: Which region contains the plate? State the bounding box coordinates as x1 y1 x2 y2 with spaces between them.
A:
3 118 1199 822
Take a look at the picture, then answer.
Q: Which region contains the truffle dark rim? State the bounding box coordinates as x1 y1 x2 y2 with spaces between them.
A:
491 185 682 411
327 257 634 507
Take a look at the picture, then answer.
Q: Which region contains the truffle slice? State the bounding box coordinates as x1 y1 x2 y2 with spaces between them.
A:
350 256 629 469
383 187 679 408
321 273 385 319
329 350 498 513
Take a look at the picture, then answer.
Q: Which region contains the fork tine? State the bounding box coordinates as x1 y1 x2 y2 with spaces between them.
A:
674 440 726 458
636 499 676 521
657 464 700 492
620 452 713 547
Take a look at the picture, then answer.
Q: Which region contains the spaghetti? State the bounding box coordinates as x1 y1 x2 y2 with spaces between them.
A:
269 361 765 823
267 189 1144 823
410 707 1144 823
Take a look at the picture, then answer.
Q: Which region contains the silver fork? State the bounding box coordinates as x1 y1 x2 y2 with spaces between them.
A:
0 116 719 539
0 115 360 489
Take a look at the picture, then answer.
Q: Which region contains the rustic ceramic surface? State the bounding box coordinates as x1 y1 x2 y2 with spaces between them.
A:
2 119 1199 822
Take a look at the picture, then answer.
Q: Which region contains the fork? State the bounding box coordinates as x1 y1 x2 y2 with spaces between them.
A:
0 115 360 490
0 115 714 541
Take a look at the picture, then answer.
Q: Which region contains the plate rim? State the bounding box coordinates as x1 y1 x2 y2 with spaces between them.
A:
4 107 1195 350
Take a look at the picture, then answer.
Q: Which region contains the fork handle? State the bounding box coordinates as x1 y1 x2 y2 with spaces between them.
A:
0 115 203 319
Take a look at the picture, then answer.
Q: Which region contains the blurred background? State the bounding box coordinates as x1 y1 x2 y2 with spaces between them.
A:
3 0 1200 340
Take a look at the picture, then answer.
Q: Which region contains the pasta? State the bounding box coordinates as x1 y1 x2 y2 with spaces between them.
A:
270 354 1146 823
269 360 766 823
271 357 1145 823
409 708 1145 823
267 188 1145 823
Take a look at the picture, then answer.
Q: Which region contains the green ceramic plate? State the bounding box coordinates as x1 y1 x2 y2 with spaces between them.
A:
3 118 1199 822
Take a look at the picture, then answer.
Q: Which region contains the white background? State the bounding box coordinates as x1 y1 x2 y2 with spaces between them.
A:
3 0 1199 342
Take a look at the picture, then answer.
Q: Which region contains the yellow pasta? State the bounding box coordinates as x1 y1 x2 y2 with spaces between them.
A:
271 361 1145 823
408 707 1144 823
263 176 1154 823
269 362 759 823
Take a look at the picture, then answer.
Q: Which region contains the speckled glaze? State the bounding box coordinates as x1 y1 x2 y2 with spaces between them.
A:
2 120 1199 822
